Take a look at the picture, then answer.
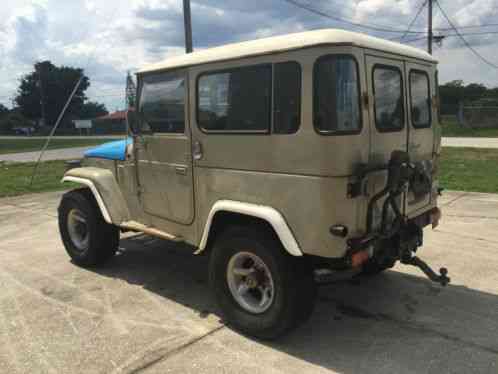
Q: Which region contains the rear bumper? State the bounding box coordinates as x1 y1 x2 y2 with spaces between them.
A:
346 206 441 268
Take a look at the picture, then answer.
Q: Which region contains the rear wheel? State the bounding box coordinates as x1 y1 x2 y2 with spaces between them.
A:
209 225 316 340
58 189 119 267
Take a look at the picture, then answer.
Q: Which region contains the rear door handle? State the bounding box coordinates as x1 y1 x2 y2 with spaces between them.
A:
193 141 203 161
175 166 187 175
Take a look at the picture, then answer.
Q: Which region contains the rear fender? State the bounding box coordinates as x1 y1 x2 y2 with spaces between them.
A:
62 167 130 225
196 200 303 257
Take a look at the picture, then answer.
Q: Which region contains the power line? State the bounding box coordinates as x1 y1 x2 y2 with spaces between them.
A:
393 30 498 40
434 23 498 32
282 0 425 34
401 36 428 44
283 0 498 36
400 0 428 40
435 0 498 69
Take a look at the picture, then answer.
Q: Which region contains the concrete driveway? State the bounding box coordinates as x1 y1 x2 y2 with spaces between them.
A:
0 191 497 373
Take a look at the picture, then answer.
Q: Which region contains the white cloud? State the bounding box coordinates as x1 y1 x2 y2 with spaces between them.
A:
0 0 497 110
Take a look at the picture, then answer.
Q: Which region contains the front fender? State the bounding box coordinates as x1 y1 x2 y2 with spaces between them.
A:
62 167 130 225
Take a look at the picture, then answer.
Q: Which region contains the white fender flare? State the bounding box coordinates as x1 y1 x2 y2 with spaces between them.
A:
196 200 303 256
62 176 113 224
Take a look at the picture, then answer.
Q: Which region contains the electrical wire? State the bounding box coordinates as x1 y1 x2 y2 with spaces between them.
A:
283 0 498 36
395 30 498 39
434 23 498 32
400 0 428 41
435 0 498 69
282 0 425 34
442 31 498 37
400 36 427 44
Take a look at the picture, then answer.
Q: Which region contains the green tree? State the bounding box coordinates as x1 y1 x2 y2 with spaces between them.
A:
15 61 90 128
126 71 136 108
0 110 31 134
0 103 8 118
464 83 487 102
79 101 108 119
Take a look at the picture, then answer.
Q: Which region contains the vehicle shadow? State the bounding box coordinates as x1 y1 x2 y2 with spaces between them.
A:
92 234 498 373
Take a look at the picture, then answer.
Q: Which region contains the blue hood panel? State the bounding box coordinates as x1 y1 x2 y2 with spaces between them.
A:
84 138 132 161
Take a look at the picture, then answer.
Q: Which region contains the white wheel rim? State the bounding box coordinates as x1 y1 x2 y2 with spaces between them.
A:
226 252 275 314
67 208 89 252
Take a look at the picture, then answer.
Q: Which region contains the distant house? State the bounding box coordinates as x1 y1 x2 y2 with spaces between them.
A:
92 110 128 135
73 119 93 135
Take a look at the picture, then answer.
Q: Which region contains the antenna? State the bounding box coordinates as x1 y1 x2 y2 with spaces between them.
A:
29 76 84 187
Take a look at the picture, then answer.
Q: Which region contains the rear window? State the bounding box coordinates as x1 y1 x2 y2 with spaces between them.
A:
410 70 431 128
274 62 301 134
313 55 362 134
139 72 186 134
373 65 404 132
197 65 271 132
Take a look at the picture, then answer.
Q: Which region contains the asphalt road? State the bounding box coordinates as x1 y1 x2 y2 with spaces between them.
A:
0 190 497 373
0 147 90 162
0 136 123 140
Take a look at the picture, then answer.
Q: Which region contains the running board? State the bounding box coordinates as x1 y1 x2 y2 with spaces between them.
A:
120 221 183 242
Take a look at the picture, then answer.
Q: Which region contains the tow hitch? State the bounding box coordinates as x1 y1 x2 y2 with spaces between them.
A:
349 150 451 287
402 256 450 286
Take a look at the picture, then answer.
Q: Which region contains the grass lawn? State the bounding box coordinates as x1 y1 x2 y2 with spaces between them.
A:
0 160 77 198
1 147 498 199
0 138 111 155
441 116 498 138
439 147 498 193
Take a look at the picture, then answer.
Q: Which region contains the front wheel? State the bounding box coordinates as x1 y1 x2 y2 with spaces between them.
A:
209 225 316 340
58 189 119 267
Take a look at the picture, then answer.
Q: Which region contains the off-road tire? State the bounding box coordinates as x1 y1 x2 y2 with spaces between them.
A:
209 225 316 340
58 189 119 267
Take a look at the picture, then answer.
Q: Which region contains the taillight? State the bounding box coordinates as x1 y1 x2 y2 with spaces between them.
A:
351 250 371 268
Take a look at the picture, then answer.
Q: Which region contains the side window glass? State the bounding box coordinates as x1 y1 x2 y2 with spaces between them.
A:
373 66 404 132
198 65 271 132
410 70 431 128
274 62 301 134
140 73 185 134
313 55 362 134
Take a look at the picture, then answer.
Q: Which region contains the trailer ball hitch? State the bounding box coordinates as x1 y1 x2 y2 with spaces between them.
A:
402 256 450 286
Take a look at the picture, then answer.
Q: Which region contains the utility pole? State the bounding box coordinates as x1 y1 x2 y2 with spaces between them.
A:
183 0 193 53
428 0 433 54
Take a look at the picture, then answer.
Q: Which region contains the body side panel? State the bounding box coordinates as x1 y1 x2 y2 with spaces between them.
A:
189 46 370 258
194 167 362 258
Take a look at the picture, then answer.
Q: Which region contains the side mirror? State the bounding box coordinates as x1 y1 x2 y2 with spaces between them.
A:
126 110 140 135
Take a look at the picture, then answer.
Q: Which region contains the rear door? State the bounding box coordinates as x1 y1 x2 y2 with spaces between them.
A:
365 55 408 228
365 55 408 163
405 62 435 215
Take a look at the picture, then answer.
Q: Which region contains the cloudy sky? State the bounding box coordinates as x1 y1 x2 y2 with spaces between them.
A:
1 0 497 111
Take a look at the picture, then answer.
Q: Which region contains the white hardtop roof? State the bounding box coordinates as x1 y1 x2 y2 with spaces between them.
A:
139 28 437 74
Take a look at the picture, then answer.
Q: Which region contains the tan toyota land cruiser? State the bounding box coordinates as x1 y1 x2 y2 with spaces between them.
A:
58 29 448 339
